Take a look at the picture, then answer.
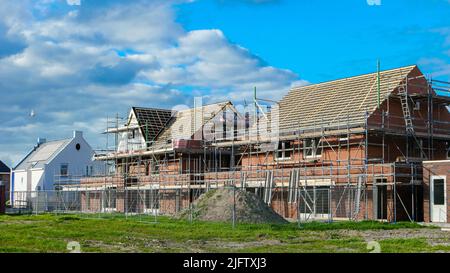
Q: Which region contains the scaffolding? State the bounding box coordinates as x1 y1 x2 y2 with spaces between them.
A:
13 68 450 225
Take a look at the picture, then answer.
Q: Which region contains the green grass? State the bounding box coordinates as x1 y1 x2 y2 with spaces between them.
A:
0 214 446 253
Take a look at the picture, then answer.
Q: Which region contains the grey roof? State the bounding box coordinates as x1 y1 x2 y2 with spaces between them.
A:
278 65 418 132
132 107 174 142
0 160 10 173
14 139 72 170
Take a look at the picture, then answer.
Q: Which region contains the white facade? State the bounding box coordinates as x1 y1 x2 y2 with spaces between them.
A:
117 111 146 152
11 131 103 194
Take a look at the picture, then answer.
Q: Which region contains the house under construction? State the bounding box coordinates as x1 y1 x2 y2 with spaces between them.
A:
73 65 450 223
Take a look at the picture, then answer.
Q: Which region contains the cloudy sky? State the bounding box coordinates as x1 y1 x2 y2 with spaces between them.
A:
0 0 449 167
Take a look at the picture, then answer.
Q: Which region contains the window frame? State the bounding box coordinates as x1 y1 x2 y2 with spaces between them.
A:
304 138 322 159
103 187 117 211
275 141 292 161
60 163 69 177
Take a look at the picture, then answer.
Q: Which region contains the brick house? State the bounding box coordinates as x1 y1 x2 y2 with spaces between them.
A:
78 65 450 222
0 160 10 202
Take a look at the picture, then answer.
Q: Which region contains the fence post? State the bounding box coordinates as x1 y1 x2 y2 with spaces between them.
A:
328 187 332 223
233 186 237 229
0 182 5 214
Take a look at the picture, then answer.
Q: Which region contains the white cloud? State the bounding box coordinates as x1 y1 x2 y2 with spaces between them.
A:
67 0 81 6
418 57 450 79
142 29 297 100
0 0 301 167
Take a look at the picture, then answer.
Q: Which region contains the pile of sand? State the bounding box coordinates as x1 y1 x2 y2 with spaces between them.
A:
176 188 288 224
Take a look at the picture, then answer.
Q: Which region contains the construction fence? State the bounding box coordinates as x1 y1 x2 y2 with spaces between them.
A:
5 182 422 224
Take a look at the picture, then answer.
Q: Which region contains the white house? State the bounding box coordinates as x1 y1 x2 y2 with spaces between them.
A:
11 131 102 195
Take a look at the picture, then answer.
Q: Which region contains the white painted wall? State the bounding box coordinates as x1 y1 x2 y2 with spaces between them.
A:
117 110 146 152
13 170 27 192
11 131 104 192
43 131 103 190
31 169 44 190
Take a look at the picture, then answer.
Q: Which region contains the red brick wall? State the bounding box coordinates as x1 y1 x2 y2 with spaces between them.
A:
368 67 450 137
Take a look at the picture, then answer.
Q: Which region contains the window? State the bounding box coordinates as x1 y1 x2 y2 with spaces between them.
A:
60 164 68 177
85 193 90 210
126 177 138 187
304 138 322 158
276 141 292 160
145 190 160 210
104 188 116 209
128 129 137 139
299 186 330 215
150 160 160 174
433 179 445 205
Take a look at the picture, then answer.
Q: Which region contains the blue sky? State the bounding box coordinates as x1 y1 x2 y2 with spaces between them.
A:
0 0 449 167
177 0 450 82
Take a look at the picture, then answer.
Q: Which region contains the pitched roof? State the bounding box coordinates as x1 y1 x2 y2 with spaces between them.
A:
278 65 418 133
132 107 174 142
152 101 231 148
0 160 10 173
14 139 71 170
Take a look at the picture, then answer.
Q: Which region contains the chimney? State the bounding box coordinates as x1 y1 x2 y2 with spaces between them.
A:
37 138 46 146
73 131 83 138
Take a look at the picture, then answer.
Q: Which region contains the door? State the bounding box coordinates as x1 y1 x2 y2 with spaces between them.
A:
374 178 388 220
431 176 446 222
376 185 388 220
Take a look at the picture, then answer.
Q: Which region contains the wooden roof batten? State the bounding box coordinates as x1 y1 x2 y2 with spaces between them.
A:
277 65 418 134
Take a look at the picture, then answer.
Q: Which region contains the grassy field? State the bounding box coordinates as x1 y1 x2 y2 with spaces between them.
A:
0 214 449 253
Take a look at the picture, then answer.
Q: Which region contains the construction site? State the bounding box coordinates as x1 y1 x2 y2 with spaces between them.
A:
9 65 450 224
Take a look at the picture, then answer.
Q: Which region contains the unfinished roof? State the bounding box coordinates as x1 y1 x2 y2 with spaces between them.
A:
132 107 174 142
153 101 231 147
278 65 418 133
0 160 10 173
14 139 71 170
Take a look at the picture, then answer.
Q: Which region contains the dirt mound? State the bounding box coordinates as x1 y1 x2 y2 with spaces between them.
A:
176 188 288 224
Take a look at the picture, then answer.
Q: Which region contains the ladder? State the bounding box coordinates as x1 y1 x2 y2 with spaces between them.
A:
398 84 414 133
288 169 299 203
353 177 363 220
398 83 428 159
263 170 274 204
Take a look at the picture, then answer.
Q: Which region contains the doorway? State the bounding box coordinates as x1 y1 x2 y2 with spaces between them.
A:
374 178 388 220
431 176 447 222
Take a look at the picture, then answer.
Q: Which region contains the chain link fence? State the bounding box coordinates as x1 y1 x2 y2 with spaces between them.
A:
4 182 421 224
